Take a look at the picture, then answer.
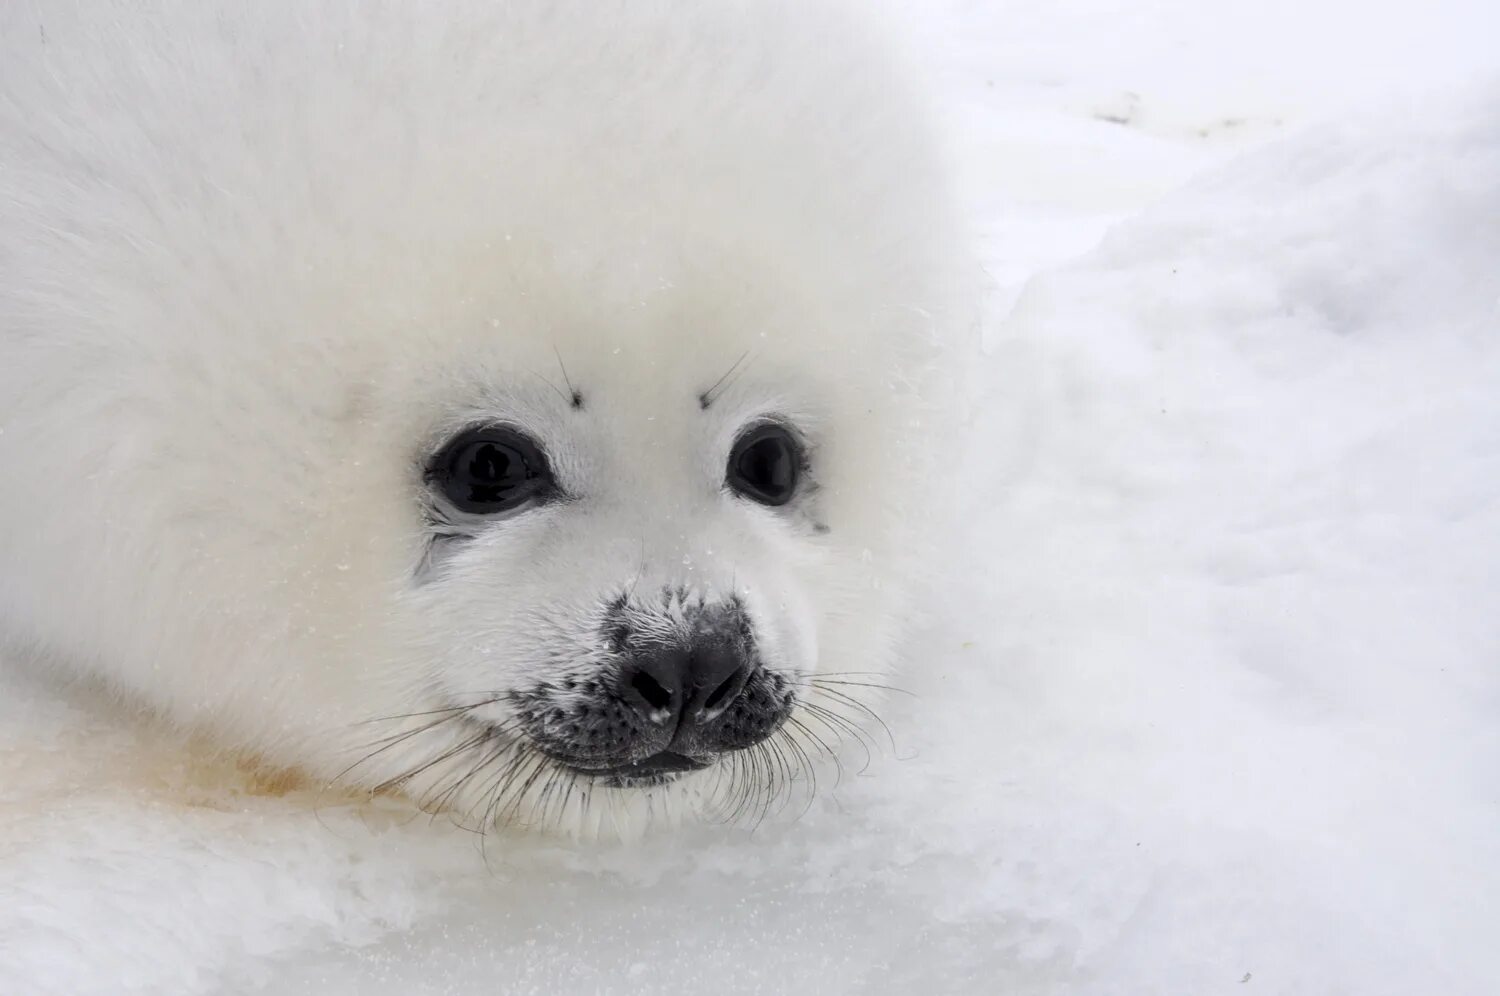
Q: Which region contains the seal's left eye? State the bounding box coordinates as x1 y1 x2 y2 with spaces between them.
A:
726 423 802 507
431 428 552 514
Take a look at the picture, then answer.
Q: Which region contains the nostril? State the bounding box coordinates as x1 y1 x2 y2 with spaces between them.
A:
700 665 750 714
630 668 674 711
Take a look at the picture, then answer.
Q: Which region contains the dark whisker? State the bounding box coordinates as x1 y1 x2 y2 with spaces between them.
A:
332 711 473 786
421 723 523 815
698 349 751 410
807 677 916 697
786 714 843 793
527 368 575 407
800 701 876 774
553 345 583 410
354 697 504 726
778 727 821 821
373 730 492 795
807 685 900 754
786 711 838 760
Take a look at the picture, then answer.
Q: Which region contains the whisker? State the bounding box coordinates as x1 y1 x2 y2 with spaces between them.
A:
473 742 539 831
698 349 751 409
800 701 876 774
786 714 843 793
422 726 519 815
552 345 583 409
354 697 504 726
527 367 574 407
778 727 821 821
807 685 900 754
496 751 553 828
331 712 471 787
807 677 915 697
351 711 469 753
373 730 492 796
329 661 905 839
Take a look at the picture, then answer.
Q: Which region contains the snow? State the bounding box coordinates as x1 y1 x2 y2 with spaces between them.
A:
3 1 1498 993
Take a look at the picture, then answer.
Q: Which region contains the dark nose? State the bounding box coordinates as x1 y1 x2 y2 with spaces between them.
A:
619 641 752 729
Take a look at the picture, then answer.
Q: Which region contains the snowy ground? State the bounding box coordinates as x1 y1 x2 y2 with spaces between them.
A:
3 2 1498 993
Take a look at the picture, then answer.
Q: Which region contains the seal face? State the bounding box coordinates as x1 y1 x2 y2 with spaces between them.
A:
400 388 826 815
0 0 968 834
422 417 808 784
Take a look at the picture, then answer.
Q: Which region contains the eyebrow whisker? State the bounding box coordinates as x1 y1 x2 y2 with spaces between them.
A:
698 349 751 410
553 345 583 409
527 368 573 407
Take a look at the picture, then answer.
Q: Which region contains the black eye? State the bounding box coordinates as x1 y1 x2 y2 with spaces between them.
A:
726 424 802 506
431 427 553 514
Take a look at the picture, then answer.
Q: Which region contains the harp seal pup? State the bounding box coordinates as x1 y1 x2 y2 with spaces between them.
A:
0 0 970 833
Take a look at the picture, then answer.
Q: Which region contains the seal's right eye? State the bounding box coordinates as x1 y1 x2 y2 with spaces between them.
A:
430 427 553 514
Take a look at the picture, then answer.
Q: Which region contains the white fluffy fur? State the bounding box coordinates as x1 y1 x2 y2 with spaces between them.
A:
0 0 970 832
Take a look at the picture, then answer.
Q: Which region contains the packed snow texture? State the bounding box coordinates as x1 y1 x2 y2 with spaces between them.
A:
3 1 1498 993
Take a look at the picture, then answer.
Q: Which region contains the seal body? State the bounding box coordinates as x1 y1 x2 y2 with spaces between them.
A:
0 1 968 829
